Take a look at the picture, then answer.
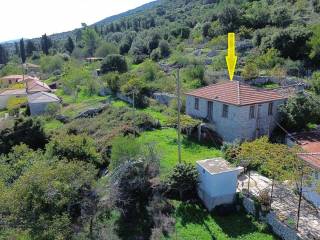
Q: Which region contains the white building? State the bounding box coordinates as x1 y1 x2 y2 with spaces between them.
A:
186 81 287 142
28 92 60 116
0 89 27 109
196 158 243 211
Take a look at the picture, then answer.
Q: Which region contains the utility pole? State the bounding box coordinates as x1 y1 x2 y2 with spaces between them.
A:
176 67 182 164
132 90 136 138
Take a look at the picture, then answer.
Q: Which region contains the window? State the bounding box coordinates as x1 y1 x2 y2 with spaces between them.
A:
222 104 229 118
249 105 255 119
194 98 199 110
268 102 273 116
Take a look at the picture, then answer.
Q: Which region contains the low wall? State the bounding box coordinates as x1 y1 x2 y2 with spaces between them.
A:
153 92 176 106
240 195 302 240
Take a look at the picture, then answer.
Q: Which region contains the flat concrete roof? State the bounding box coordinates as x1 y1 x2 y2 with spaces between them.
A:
197 157 243 174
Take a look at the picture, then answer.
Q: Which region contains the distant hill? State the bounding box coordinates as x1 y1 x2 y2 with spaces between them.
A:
93 0 158 27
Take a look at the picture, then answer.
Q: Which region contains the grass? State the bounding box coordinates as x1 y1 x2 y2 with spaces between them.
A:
138 128 221 176
170 201 277 240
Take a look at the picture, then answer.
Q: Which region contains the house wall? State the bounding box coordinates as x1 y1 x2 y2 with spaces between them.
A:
0 94 26 109
196 164 241 210
186 95 285 142
29 102 59 115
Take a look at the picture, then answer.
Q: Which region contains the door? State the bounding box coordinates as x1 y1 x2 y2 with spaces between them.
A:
207 101 213 121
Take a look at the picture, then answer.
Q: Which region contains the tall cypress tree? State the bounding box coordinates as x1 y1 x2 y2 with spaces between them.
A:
64 37 75 54
19 38 26 63
26 40 36 57
41 34 52 55
14 42 20 57
0 44 8 65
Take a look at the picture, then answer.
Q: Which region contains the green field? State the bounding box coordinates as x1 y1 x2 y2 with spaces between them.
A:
138 128 222 176
170 202 277 240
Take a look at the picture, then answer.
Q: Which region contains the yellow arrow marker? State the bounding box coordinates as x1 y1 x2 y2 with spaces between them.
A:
226 33 237 81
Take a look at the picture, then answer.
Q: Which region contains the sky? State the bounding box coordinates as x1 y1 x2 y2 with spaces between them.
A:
0 0 154 43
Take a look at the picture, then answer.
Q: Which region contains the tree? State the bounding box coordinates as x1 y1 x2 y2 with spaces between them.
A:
308 24 320 65
159 40 170 58
0 159 96 240
147 32 161 53
271 7 292 27
0 117 48 154
130 38 149 64
64 36 75 54
82 27 100 56
202 22 211 38
100 54 128 74
26 40 36 57
0 44 8 65
218 5 240 33
241 61 259 80
95 42 118 58
14 42 20 56
279 93 320 131
167 163 199 200
19 38 26 63
41 34 52 55
244 1 270 28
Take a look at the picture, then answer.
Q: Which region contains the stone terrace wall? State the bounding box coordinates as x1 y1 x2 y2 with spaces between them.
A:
241 195 302 240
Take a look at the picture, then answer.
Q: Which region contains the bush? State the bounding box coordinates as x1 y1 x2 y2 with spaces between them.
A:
167 163 199 200
221 141 241 163
100 54 128 74
46 133 102 166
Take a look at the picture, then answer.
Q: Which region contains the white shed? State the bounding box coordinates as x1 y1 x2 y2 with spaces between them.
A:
28 92 60 116
196 158 243 211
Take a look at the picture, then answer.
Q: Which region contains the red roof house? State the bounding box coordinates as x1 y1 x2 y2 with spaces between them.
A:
185 81 287 142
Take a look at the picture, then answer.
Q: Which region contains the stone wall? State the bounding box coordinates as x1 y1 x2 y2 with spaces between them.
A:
241 195 302 240
153 92 176 106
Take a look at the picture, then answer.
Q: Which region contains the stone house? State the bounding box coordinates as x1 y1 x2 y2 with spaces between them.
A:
185 81 287 142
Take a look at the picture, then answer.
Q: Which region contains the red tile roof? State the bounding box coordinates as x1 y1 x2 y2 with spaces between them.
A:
291 131 320 153
297 153 320 170
291 131 320 169
185 81 287 106
26 78 51 93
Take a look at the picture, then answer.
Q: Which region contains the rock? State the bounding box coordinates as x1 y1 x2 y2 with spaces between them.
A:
56 114 70 123
75 105 108 119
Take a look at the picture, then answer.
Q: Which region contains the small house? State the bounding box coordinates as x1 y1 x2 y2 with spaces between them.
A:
0 89 27 109
28 92 60 115
186 81 287 142
0 75 31 87
196 158 243 211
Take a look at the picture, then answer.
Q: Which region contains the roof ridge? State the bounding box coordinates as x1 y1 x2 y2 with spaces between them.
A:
237 81 240 105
